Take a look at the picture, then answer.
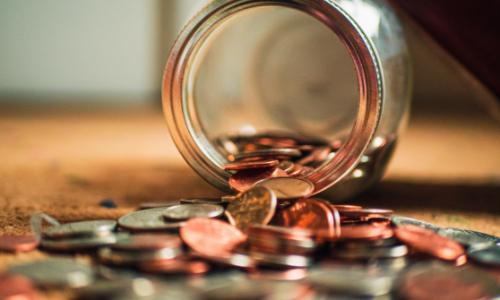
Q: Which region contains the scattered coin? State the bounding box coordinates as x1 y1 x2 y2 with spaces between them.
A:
98 247 182 266
0 274 37 300
395 225 465 261
8 257 95 288
340 224 394 240
180 218 247 257
118 208 184 232
225 186 277 232
467 243 500 267
192 252 255 269
437 227 499 248
331 204 363 212
250 251 312 268
162 203 225 221
255 177 315 200
43 220 117 239
139 259 210 275
0 235 39 253
180 197 228 206
391 215 440 232
41 233 122 251
110 233 182 252
138 201 179 210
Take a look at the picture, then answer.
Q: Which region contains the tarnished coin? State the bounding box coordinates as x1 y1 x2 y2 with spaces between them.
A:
111 233 182 252
391 215 440 232
229 167 287 192
163 204 224 221
8 257 95 288
437 227 499 248
468 244 500 267
0 235 39 252
180 218 247 257
43 220 117 239
225 186 277 232
273 198 340 239
234 148 302 161
224 159 279 171
395 225 465 261
255 177 315 200
41 233 122 251
307 266 394 296
118 208 184 232
0 274 37 300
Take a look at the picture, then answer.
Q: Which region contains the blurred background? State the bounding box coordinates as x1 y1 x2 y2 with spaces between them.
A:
0 0 498 117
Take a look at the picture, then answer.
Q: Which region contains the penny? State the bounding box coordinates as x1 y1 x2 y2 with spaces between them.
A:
118 208 185 232
225 186 277 232
391 215 440 232
110 233 182 252
248 268 308 281
192 252 255 269
234 148 302 161
273 199 340 239
255 177 315 200
468 244 500 267
138 201 179 210
98 247 182 266
296 146 332 166
248 225 316 255
0 274 37 300
224 159 279 171
229 167 287 192
395 225 465 261
8 257 94 288
340 208 393 219
139 259 210 275
43 220 116 239
0 235 38 252
278 160 295 173
331 204 363 212
340 224 394 240
41 233 122 251
163 204 224 221
180 218 247 257
437 227 499 248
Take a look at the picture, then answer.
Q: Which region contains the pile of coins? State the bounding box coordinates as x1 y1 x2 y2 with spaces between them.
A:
1 178 499 299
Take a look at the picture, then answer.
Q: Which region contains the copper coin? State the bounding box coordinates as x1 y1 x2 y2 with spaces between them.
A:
255 177 315 200
111 233 182 251
340 208 393 218
0 235 38 253
296 146 332 166
180 218 247 257
331 204 363 212
139 259 209 275
228 167 287 192
234 148 302 161
278 161 295 174
191 252 255 269
340 224 394 240
224 159 279 171
273 199 340 239
0 274 37 300
395 225 465 261
225 186 277 232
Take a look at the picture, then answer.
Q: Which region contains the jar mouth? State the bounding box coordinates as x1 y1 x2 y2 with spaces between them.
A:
163 0 383 195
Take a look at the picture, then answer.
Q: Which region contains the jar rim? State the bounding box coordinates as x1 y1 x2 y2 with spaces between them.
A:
162 0 383 195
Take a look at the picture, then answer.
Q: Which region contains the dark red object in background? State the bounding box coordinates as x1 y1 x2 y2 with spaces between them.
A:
393 0 500 99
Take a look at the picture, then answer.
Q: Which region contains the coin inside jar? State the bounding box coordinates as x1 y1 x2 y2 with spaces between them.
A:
255 177 315 200
224 159 279 171
229 167 287 192
162 204 225 221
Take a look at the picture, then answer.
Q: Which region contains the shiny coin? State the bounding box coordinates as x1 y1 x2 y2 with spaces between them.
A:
229 167 287 192
437 227 499 248
192 252 255 269
278 160 295 173
307 266 393 296
180 218 247 257
0 235 38 253
180 197 228 206
395 225 465 261
224 159 279 171
8 257 94 288
331 204 363 212
225 186 277 232
98 247 182 266
468 244 500 267
111 233 181 251
340 208 393 219
340 224 394 240
139 259 210 275
234 148 302 161
43 220 116 239
163 204 224 221
332 243 408 259
0 274 37 300
118 208 184 232
138 201 179 210
41 233 121 251
273 198 340 239
391 215 440 232
202 281 271 300
250 251 312 268
248 225 316 255
255 177 314 200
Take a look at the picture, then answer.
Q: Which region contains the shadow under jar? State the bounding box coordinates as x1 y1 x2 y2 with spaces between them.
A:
162 0 411 200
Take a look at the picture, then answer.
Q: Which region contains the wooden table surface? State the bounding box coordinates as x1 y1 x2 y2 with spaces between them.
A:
0 105 498 273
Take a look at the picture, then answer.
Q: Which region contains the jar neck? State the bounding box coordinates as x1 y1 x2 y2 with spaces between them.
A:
163 0 383 195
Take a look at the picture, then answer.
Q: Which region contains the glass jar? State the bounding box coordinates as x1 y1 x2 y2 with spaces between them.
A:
162 0 411 200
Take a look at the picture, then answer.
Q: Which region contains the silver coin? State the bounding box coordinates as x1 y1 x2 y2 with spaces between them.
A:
98 247 182 266
8 257 95 288
332 244 408 259
193 252 255 269
391 215 440 232
180 197 228 206
437 227 499 248
41 233 124 251
468 244 500 267
250 251 312 268
43 220 117 239
234 148 302 160
75 278 136 300
201 280 271 300
307 266 393 296
255 177 314 200
118 208 185 232
162 204 224 221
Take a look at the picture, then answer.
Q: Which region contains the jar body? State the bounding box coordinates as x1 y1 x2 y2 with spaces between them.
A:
163 0 411 200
